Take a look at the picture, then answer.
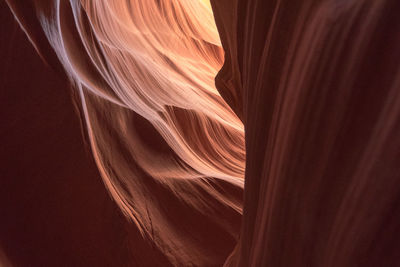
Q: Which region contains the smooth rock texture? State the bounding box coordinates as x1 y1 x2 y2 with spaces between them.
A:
2 0 400 266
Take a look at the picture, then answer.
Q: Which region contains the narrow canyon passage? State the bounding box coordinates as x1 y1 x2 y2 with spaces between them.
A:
2 0 400 266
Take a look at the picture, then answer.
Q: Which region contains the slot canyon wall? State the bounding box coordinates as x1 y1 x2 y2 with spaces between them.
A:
2 0 400 266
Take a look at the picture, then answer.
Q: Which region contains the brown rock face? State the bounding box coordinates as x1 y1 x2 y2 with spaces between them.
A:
212 0 400 266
